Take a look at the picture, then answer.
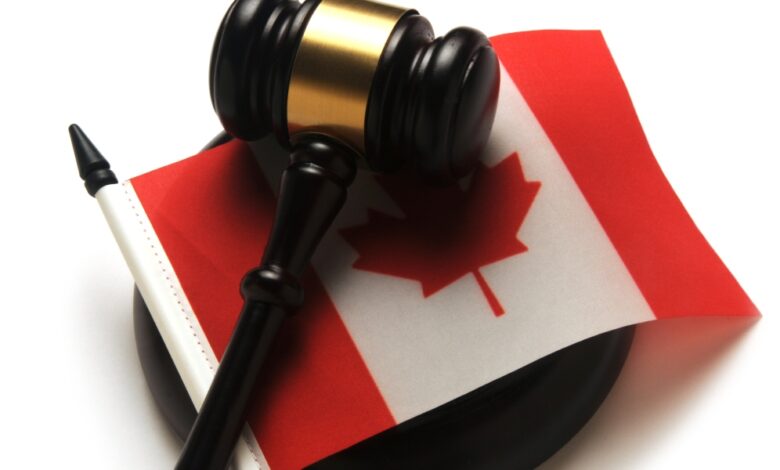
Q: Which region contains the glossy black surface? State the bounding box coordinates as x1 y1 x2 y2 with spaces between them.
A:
363 12 433 174
410 27 499 182
261 135 357 275
312 327 634 470
69 124 118 196
210 0 320 142
177 136 358 470
176 303 287 470
364 15 500 182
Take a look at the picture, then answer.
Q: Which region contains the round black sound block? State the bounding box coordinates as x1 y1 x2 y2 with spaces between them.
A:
134 288 633 469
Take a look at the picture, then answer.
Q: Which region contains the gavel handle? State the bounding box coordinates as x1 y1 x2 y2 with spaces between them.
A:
175 136 357 470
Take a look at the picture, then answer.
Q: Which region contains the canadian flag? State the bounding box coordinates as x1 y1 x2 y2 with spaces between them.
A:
97 31 757 469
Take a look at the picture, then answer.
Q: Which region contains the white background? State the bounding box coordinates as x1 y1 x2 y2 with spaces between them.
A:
1 0 778 468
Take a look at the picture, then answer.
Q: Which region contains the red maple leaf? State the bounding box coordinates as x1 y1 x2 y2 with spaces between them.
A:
340 153 541 316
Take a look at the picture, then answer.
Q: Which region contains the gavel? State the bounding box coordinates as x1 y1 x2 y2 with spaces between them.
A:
177 0 500 468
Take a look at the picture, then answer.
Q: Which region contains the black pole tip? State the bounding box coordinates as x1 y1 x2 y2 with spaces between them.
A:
69 123 118 196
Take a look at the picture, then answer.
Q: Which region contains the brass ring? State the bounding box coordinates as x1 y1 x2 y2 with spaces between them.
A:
286 0 408 153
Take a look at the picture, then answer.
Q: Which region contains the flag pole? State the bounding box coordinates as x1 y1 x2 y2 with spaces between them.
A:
68 124 264 470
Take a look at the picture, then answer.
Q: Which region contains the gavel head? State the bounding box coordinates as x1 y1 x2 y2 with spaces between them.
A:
211 0 500 183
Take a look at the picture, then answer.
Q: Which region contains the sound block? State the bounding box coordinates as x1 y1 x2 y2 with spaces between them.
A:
134 288 633 469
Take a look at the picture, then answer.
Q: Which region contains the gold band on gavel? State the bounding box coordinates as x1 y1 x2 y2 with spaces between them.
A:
286 0 409 153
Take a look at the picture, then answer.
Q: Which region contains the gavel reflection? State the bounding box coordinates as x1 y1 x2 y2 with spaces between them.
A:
177 0 500 468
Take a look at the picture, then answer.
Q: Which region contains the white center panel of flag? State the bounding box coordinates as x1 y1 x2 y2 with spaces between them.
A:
307 64 655 422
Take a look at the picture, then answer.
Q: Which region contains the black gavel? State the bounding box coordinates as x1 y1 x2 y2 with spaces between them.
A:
177 0 500 468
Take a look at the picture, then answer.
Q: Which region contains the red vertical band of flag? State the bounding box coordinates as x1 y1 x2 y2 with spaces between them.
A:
492 31 757 318
131 141 395 469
